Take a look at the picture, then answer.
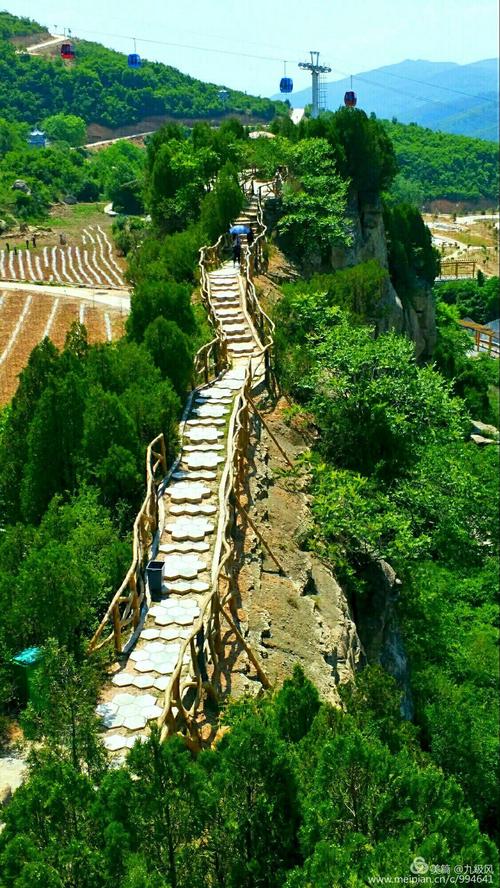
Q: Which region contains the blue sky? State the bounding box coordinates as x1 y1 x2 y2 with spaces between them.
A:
8 0 499 96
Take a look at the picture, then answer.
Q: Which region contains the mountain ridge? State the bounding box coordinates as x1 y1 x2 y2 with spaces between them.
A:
277 58 499 140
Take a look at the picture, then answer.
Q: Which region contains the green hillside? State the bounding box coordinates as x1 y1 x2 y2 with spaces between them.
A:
384 119 499 204
0 12 285 129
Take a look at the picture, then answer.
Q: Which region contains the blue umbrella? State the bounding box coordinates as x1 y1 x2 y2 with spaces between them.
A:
229 224 251 235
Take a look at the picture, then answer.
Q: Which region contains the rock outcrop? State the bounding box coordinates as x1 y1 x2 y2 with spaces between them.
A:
331 194 436 360
231 399 364 705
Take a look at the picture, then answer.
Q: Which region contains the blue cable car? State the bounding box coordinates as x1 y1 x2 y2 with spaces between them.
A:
128 53 141 68
280 77 293 94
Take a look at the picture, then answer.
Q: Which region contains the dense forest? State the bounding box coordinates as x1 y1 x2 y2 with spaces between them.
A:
383 120 499 204
0 27 498 883
0 13 284 129
0 666 497 887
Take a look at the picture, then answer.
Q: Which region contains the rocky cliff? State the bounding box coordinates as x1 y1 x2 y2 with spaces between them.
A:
331 193 437 360
230 399 364 705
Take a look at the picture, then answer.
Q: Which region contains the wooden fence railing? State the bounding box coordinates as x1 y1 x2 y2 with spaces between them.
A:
90 175 280 743
157 177 280 742
88 434 167 653
459 319 499 356
437 260 477 279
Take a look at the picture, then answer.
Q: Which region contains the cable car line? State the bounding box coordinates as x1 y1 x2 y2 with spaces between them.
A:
47 23 497 108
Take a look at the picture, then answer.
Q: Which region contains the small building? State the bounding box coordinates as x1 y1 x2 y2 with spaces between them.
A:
27 128 47 148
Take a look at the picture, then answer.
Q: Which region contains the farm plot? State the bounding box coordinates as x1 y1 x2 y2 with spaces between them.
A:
0 290 127 405
0 226 126 289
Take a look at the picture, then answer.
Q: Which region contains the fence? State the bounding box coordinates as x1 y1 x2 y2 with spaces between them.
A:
90 176 280 742
88 434 167 653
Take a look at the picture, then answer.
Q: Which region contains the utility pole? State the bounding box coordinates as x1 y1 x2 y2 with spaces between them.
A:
298 51 332 119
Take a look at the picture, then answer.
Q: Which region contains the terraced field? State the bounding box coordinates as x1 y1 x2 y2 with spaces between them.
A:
0 289 127 404
0 225 126 288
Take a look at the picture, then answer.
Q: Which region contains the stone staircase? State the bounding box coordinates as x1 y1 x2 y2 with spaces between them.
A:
96 198 264 754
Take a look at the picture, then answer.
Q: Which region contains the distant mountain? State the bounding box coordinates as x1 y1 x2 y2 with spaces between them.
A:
278 59 499 140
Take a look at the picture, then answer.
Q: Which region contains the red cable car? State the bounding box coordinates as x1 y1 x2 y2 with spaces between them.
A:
60 42 75 60
344 90 357 107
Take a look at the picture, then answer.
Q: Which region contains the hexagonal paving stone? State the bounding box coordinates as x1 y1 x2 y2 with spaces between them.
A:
144 705 163 720
134 659 156 673
154 675 170 691
165 517 214 542
197 386 232 400
184 452 223 470
184 425 222 444
159 540 210 555
193 403 228 419
186 418 225 427
159 626 182 641
172 469 217 482
112 672 135 687
103 734 130 752
165 481 211 503
101 710 124 730
170 502 217 517
162 553 206 580
139 627 161 641
164 579 210 594
182 442 224 453
129 649 151 663
96 702 118 726
132 674 155 689
123 714 147 731
111 692 137 707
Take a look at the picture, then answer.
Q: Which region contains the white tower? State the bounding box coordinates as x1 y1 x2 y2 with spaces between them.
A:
298 51 332 119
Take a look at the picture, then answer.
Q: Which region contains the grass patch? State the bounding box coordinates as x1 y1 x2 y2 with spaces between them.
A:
49 202 110 232
487 381 499 426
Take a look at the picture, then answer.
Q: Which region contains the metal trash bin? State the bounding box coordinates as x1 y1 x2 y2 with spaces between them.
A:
12 646 42 706
146 560 164 602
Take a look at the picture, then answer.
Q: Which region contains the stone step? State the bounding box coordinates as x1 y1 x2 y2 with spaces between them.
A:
183 425 223 444
165 515 215 541
164 481 212 504
225 330 253 343
227 341 258 354
169 501 217 517
159 540 210 555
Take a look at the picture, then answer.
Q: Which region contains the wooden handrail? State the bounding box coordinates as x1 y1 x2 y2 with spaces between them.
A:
88 433 167 653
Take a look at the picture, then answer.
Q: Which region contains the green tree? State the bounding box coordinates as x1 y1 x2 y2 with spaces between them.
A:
42 113 87 147
278 138 351 266
21 640 106 776
144 317 193 396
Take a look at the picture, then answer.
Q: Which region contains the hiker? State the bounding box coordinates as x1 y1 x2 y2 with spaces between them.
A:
25 239 29 250
246 228 254 247
5 242 9 252
32 235 37 248
232 234 241 267
14 246 17 256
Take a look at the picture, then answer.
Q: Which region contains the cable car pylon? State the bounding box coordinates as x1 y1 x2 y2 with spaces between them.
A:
298 51 331 118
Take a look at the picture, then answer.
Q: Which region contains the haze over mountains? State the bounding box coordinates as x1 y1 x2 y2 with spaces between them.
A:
278 59 499 141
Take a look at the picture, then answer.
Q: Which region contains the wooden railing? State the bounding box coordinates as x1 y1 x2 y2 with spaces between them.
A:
90 176 280 742
88 434 167 653
437 260 477 279
157 364 271 743
459 319 499 357
157 178 280 742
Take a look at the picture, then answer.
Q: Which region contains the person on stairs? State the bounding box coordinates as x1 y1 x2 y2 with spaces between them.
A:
232 234 241 267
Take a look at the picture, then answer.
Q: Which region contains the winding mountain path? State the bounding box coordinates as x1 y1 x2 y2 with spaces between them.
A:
97 194 266 752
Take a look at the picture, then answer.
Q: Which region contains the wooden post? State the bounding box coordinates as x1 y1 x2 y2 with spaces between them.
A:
112 604 122 653
248 396 294 468
235 495 286 575
131 573 140 628
220 607 271 688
